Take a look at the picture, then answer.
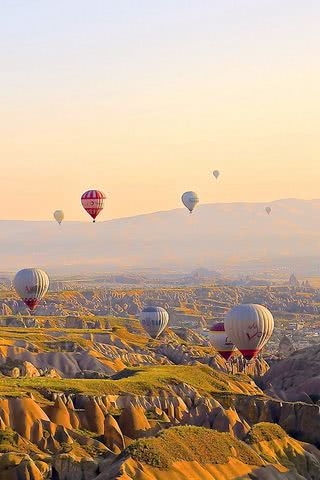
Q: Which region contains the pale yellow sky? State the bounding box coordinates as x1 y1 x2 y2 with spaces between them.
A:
1 1 320 221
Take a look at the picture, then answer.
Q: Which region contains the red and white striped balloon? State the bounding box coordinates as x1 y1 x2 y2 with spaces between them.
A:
81 190 106 222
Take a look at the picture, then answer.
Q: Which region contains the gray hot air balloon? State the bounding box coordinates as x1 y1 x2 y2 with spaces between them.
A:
54 210 64 225
213 170 220 180
13 268 49 311
140 306 169 339
181 191 199 213
265 207 271 215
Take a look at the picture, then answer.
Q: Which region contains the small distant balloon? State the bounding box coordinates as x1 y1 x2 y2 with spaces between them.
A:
81 190 106 222
54 210 64 225
213 170 220 180
140 306 169 339
13 268 49 312
265 207 271 215
181 191 199 214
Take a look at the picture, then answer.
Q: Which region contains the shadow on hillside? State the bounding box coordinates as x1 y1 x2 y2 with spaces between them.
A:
111 368 143 380
235 464 303 479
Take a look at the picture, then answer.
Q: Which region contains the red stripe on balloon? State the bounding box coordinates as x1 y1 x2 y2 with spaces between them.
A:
240 349 259 360
24 298 39 311
218 351 234 361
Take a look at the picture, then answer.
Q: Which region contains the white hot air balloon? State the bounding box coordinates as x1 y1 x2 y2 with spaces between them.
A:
265 207 271 215
209 322 235 361
54 210 64 225
213 170 220 180
13 268 49 311
224 304 274 361
181 191 199 213
140 306 169 339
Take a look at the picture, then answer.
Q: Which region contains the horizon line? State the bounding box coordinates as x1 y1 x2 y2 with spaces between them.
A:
0 197 318 223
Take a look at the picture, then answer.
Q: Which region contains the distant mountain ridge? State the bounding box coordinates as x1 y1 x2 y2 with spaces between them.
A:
1 198 320 273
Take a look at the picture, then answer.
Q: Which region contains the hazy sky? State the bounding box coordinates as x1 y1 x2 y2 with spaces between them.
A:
1 1 320 221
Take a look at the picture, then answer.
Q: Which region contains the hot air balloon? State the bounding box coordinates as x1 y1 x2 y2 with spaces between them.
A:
213 170 220 180
13 268 49 311
265 207 271 215
81 190 106 222
181 191 199 213
54 210 64 225
224 304 274 361
140 306 169 339
209 322 235 360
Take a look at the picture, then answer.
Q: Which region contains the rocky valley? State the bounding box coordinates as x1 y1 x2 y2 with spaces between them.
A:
0 302 317 479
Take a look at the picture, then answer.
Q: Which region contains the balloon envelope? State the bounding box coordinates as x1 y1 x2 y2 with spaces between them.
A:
81 190 106 222
13 268 49 311
54 210 64 225
213 170 220 179
209 322 235 360
181 191 199 213
265 207 271 215
224 304 274 360
140 306 169 339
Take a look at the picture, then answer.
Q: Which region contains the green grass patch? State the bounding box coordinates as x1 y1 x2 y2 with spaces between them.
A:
127 426 263 469
246 423 287 445
0 364 262 397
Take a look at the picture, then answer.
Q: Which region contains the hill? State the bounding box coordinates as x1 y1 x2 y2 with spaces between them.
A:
104 425 320 479
2 198 320 273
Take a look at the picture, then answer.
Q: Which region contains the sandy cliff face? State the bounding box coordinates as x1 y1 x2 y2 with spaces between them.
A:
0 381 318 479
262 344 320 404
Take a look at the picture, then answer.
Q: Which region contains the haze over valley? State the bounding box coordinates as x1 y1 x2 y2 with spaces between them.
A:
2 198 320 275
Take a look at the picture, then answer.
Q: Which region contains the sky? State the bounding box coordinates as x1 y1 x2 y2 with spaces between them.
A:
1 0 320 221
